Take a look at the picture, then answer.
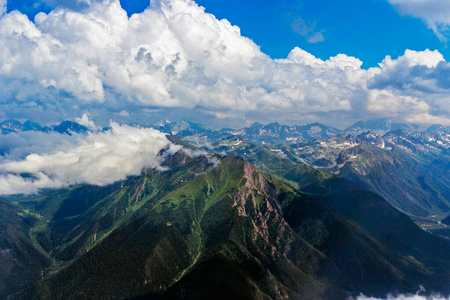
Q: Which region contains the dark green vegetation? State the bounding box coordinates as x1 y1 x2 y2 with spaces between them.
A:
0 199 50 298
2 139 450 299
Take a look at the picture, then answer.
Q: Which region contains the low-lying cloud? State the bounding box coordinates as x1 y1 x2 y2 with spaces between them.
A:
182 148 221 173
0 0 449 127
353 294 449 300
351 286 449 300
0 122 182 195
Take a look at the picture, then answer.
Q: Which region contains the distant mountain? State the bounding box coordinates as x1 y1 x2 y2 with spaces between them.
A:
51 121 88 134
0 119 87 135
3 140 450 299
265 130 450 224
0 119 25 134
0 119 53 134
155 118 444 147
152 120 341 146
3 117 448 146
22 120 46 132
155 119 207 136
346 118 419 134
235 122 341 144
426 124 450 133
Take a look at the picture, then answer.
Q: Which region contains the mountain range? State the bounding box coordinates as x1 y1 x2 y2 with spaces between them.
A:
0 120 88 135
152 118 449 146
2 118 450 225
1 117 448 141
1 137 450 299
269 131 450 222
152 119 450 224
2 119 450 298
151 119 450 230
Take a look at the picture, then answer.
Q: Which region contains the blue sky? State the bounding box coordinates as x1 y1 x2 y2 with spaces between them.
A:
7 0 447 68
1 0 450 128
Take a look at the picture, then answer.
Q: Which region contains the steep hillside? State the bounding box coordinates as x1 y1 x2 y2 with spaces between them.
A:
2 146 449 299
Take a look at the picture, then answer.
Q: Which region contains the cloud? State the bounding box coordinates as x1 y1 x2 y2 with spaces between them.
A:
75 113 98 130
0 121 182 195
0 0 449 127
369 49 445 91
350 286 450 300
352 293 449 300
307 32 324 43
118 110 129 117
367 49 450 124
0 131 80 161
182 148 220 172
388 0 450 42
290 17 325 43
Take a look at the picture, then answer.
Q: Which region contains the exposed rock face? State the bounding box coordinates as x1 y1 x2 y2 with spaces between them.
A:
231 161 295 262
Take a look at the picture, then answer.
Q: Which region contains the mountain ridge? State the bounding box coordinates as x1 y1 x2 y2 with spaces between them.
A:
2 142 450 299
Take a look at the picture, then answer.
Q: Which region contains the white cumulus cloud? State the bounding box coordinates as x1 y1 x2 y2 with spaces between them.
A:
75 113 98 130
0 0 449 127
0 122 182 195
367 49 450 124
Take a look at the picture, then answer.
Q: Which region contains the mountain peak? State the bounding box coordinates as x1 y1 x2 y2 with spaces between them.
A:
249 122 263 128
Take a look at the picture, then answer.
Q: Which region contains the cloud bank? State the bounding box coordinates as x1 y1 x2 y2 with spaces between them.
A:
0 122 182 195
0 0 449 127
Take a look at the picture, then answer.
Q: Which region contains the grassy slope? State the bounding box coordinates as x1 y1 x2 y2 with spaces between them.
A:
7 153 447 299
